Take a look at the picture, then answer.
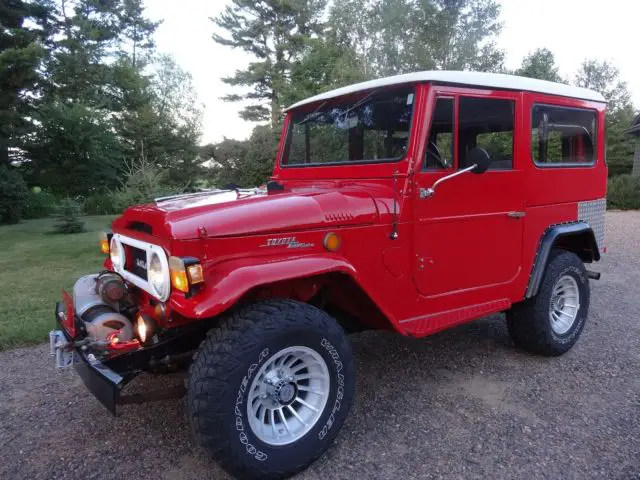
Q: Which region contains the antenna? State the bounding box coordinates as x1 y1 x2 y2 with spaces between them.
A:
390 170 399 240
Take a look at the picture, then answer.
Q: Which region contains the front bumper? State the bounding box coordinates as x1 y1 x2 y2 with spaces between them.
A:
54 296 205 415
55 301 128 414
74 348 126 414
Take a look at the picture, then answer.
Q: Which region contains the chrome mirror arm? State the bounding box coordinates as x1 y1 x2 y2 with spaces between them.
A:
419 164 477 199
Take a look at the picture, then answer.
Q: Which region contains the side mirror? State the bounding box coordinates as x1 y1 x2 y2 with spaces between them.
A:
467 147 492 174
419 147 492 199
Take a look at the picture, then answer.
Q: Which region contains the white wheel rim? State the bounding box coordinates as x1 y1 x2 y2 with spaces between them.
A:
247 346 330 446
549 275 580 335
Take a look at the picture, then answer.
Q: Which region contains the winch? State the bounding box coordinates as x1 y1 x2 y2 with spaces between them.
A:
73 273 133 342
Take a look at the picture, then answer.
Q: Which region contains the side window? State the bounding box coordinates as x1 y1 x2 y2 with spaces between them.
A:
458 97 515 170
423 97 454 170
532 105 596 165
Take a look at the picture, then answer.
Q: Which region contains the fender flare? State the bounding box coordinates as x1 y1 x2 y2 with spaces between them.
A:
525 221 600 299
182 254 360 319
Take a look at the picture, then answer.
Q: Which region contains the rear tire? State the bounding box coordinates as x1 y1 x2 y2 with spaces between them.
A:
507 249 590 356
187 299 355 479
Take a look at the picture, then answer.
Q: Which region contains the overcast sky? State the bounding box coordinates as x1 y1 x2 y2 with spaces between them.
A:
144 0 640 145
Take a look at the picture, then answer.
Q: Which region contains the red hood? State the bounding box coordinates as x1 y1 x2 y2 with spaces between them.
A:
112 187 380 240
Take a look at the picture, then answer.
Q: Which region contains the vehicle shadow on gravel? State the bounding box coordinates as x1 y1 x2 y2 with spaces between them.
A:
2 307 638 480
142 315 524 479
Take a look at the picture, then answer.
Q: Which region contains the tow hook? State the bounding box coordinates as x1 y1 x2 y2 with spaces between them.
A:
52 334 139 353
587 270 601 280
50 334 93 353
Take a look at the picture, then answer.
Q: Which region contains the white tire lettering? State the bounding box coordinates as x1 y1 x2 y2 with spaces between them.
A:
235 348 269 461
318 338 346 440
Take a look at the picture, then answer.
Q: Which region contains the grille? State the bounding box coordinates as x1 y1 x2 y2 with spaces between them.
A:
125 245 148 280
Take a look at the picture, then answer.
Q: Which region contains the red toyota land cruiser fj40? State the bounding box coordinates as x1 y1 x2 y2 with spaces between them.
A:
51 71 607 479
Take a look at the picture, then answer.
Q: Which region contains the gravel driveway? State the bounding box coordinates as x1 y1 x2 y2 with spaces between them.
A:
1 212 638 480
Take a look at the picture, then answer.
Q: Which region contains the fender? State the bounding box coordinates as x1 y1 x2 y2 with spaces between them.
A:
525 222 600 299
172 254 360 319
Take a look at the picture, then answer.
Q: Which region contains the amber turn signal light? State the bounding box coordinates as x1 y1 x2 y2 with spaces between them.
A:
187 263 204 284
323 232 341 252
169 256 203 293
99 232 110 255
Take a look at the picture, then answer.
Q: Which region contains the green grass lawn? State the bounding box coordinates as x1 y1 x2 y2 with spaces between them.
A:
0 215 114 351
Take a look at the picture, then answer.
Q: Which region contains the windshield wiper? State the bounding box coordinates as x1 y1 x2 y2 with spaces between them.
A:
295 101 328 126
340 89 379 119
295 89 379 127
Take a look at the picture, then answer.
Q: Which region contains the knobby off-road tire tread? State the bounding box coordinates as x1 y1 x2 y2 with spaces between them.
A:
187 299 354 479
507 249 590 356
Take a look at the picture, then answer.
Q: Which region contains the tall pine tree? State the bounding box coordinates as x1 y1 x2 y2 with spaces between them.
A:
212 0 327 127
0 0 51 166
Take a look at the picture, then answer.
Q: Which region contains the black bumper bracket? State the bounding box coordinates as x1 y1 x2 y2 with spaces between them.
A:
74 351 126 415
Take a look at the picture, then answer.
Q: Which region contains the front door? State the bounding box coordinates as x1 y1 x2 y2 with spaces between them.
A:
414 88 524 310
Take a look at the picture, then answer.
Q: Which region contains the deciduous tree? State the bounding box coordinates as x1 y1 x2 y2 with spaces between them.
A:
207 125 279 188
515 48 562 83
329 0 504 76
575 59 637 176
409 0 504 72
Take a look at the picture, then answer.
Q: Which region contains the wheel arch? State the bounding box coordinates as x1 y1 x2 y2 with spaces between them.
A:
191 255 395 332
525 222 600 299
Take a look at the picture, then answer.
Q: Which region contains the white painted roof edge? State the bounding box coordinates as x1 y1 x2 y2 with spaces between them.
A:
285 70 606 111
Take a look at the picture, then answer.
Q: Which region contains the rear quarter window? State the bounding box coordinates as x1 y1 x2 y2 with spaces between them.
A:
531 104 597 166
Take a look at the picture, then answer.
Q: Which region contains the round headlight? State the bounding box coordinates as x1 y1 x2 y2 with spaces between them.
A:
148 252 165 296
110 237 121 268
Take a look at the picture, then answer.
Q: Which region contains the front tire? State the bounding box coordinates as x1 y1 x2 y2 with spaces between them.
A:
507 249 590 356
187 299 355 479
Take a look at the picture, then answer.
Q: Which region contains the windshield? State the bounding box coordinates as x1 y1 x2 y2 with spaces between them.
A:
281 87 415 167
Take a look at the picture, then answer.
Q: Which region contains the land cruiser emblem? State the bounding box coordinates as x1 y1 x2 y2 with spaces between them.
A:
261 237 314 249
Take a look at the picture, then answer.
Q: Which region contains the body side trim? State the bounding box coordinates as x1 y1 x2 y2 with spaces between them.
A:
399 298 511 337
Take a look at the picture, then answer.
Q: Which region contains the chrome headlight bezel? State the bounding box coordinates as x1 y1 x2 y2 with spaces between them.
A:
145 246 170 301
147 251 169 299
110 236 123 269
109 234 171 302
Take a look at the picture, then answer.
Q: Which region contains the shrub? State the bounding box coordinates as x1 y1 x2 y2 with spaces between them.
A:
84 192 119 215
607 174 640 210
0 166 29 224
110 159 175 212
54 198 85 234
23 190 59 219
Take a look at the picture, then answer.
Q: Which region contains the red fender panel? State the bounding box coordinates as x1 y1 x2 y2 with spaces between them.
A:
171 254 359 319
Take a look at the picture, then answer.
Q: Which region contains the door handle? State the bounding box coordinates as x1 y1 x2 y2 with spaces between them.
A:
419 187 434 199
507 211 526 218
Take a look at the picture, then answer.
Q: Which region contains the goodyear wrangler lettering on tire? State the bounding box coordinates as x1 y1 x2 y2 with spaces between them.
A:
319 338 345 440
188 299 355 479
234 347 269 462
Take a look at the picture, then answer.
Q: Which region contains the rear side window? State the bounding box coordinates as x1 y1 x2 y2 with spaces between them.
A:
458 97 515 170
532 105 597 165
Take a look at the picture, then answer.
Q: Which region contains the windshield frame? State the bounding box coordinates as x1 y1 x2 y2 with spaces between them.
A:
279 86 417 169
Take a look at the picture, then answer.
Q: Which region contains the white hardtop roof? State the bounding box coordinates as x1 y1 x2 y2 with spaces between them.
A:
285 70 605 111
